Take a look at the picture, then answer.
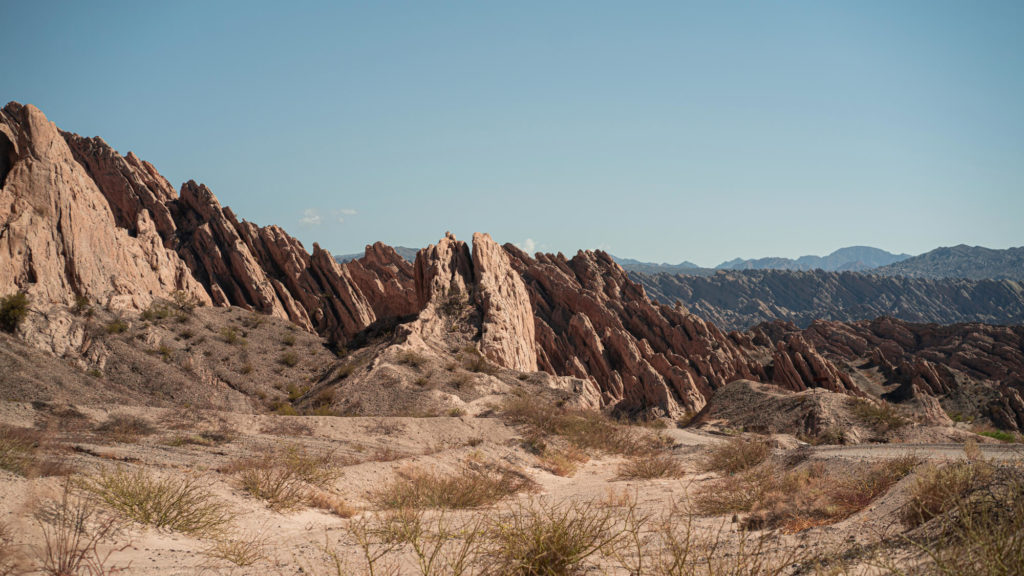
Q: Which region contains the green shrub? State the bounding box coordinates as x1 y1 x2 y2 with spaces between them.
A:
0 292 29 333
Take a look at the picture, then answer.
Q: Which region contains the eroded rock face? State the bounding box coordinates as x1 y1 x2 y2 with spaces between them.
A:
62 125 417 344
793 318 1024 430
501 245 855 416
472 233 537 372
0 102 210 316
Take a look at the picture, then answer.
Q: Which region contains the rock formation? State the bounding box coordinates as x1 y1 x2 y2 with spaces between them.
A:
472 233 537 372
0 102 209 312
6 100 1023 431
501 246 857 416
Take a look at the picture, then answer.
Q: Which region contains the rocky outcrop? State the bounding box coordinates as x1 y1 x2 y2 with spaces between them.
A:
472 233 537 372
773 317 1024 431
0 102 210 313
413 232 473 311
501 246 856 416
60 123 415 344
636 268 1024 331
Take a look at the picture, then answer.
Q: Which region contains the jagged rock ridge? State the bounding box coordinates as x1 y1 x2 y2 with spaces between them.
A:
637 268 1024 332
4 101 1023 430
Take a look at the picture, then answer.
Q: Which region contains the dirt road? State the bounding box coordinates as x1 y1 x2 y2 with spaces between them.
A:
811 442 1024 461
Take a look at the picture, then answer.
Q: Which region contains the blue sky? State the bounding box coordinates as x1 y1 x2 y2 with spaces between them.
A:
3 1 1022 266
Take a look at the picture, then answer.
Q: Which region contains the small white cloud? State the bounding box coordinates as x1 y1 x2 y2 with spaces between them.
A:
333 208 358 223
517 238 537 253
299 208 322 227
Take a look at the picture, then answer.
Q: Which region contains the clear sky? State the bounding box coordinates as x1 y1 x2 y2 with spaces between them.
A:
3 1 1022 267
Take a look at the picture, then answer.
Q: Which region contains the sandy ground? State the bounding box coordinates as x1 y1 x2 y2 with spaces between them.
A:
1 398 1021 576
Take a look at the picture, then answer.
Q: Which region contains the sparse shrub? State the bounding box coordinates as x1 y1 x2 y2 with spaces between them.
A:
447 407 466 417
537 445 588 478
171 290 201 314
141 300 172 321
236 465 310 511
104 318 128 334
694 464 777 516
221 326 243 345
272 403 299 416
307 489 357 518
485 498 622 576
501 396 642 456
164 430 235 447
230 445 341 511
372 464 534 509
0 292 28 333
259 418 313 437
700 436 770 474
94 414 155 441
901 459 995 527
35 482 126 576
205 531 267 567
81 467 234 536
282 332 297 346
439 284 467 317
397 350 428 369
279 351 299 367
895 465 1024 576
849 398 909 434
977 428 1018 443
616 453 685 480
72 294 92 317
240 312 264 329
0 424 41 476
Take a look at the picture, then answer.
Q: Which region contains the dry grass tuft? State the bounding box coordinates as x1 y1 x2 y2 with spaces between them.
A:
700 436 770 475
0 424 43 476
372 464 535 510
695 454 920 532
204 530 269 567
616 452 686 480
0 425 73 478
848 398 910 434
501 396 644 456
228 444 343 511
80 467 233 536
308 489 358 518
901 458 995 528
485 498 624 576
93 414 156 442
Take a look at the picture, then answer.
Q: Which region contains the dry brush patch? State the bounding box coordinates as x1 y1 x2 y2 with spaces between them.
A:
371 463 536 510
695 453 920 533
79 466 234 536
0 424 74 478
700 436 771 475
93 414 156 443
226 444 348 512
616 452 686 480
34 481 128 576
896 462 1024 576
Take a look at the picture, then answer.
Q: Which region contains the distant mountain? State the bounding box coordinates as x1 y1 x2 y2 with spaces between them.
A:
874 245 1024 281
611 256 709 275
336 245 419 263
635 269 1024 332
715 246 911 272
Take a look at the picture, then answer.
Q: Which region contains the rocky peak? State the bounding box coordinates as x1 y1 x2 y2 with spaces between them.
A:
0 102 209 315
413 232 473 311
472 232 537 372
